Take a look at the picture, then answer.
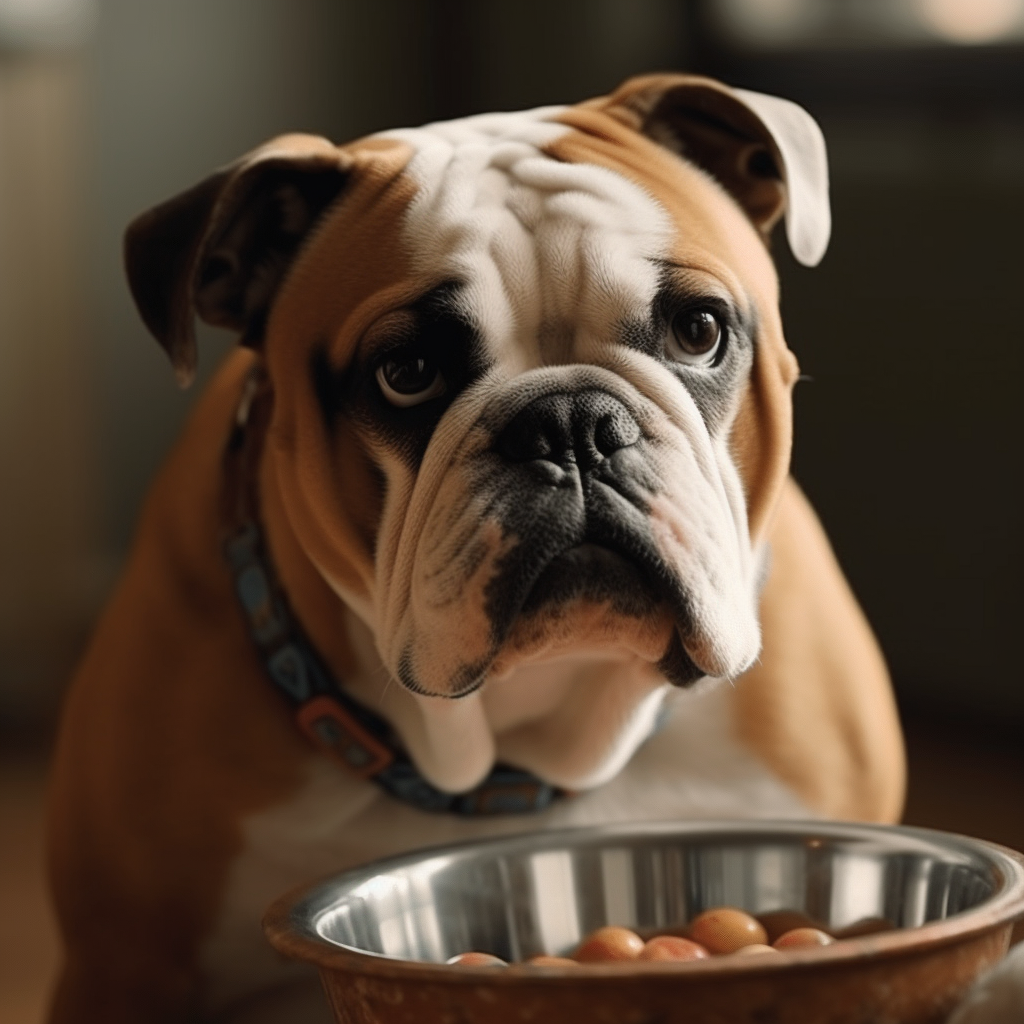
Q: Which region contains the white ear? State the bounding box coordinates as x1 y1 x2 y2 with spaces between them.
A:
733 88 831 267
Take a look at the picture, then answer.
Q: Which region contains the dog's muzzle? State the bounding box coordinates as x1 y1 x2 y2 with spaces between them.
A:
484 387 703 686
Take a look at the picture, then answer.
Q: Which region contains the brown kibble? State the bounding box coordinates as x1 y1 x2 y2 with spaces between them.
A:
638 936 710 962
525 955 581 967
733 943 780 955
773 927 835 950
573 926 645 963
689 907 768 954
445 951 507 966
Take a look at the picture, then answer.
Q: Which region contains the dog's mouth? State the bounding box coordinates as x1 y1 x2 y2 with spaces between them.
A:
484 522 704 688
519 542 662 619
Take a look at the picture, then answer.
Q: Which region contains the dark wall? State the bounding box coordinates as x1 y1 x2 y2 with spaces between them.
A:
780 178 1024 723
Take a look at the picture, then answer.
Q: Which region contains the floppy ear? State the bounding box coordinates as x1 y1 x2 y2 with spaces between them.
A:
124 134 351 387
603 74 830 267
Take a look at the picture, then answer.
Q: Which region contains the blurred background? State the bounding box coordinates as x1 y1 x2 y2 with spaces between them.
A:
2 1 1023 1020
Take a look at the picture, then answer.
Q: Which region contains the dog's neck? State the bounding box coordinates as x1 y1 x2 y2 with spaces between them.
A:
341 607 672 792
256 417 673 794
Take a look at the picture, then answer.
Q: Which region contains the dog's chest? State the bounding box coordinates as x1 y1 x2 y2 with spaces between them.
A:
199 683 810 1013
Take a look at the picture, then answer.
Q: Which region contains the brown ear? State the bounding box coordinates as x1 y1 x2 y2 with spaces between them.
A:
602 74 830 267
124 135 350 387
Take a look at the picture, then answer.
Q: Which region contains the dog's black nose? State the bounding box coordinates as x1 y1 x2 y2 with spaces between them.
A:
496 390 641 472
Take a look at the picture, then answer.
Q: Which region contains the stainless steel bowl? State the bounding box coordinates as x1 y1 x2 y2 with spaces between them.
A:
264 821 1024 1024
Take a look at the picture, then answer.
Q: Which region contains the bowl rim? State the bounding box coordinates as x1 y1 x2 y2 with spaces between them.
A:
262 819 1024 982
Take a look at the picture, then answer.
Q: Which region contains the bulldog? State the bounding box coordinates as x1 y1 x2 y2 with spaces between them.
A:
47 74 917 1023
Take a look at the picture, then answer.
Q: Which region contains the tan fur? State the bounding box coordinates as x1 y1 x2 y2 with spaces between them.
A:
732 479 906 822
595 74 790 243
262 138 418 610
47 351 310 1022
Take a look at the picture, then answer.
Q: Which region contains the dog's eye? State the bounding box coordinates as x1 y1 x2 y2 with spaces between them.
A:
667 309 723 367
376 355 446 407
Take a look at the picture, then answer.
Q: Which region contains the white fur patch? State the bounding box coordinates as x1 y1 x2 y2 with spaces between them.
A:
379 105 673 364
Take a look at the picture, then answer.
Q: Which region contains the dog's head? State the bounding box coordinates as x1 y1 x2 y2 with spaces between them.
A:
126 74 827 709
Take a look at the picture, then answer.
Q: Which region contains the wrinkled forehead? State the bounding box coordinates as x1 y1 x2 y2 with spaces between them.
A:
377 107 674 352
373 105 774 350
268 103 777 376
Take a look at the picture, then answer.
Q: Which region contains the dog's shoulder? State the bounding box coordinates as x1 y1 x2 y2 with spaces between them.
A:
48 350 316 1020
732 478 906 823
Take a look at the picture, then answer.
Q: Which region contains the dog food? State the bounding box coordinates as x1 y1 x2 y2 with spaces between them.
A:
573 925 646 962
636 936 710 962
445 906 869 966
772 927 834 950
688 907 768 953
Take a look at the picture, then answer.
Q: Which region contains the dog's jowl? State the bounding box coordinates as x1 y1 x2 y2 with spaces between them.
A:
47 75 908 1023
